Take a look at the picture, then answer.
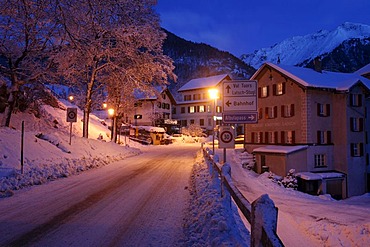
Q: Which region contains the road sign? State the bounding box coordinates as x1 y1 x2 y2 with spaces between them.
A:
223 80 258 112
223 112 258 124
66 108 77 122
219 126 235 148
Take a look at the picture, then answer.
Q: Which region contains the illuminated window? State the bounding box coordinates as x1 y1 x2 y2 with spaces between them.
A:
258 86 269 98
199 105 205 112
189 106 195 113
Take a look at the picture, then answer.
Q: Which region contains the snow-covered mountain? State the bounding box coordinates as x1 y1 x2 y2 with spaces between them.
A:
241 22 370 70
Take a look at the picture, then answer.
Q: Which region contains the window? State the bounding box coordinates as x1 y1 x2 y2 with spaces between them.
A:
200 119 205 126
266 131 278 144
216 106 222 113
207 105 211 113
172 107 177 114
258 86 269 98
314 154 326 167
190 119 195 124
157 102 162 108
258 108 263 120
350 117 364 132
184 95 191 101
189 106 195 113
265 106 277 119
317 131 332 144
317 103 330 117
351 143 364 157
193 94 201 100
281 131 295 144
273 82 286 96
350 94 362 107
281 104 295 117
181 107 185 114
199 105 205 112
208 118 212 126
258 132 264 143
162 103 166 109
162 94 166 99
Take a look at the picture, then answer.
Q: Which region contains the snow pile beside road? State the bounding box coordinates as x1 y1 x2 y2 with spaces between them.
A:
181 150 249 246
0 108 141 197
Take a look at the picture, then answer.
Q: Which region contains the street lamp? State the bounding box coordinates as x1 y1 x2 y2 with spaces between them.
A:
108 108 115 141
208 88 219 155
102 103 108 109
68 95 74 102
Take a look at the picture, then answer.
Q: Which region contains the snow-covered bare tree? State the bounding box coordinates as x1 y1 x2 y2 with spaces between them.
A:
53 0 176 138
0 0 61 127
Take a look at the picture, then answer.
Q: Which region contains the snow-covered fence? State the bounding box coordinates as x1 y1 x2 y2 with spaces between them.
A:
203 148 284 247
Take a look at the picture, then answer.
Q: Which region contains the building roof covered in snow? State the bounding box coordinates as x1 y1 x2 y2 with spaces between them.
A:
252 62 370 91
253 145 308 154
178 74 231 92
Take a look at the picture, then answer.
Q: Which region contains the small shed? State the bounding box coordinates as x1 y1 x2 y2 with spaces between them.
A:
252 145 308 177
296 171 346 199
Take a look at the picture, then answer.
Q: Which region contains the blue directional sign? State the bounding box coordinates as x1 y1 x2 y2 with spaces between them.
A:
222 112 258 124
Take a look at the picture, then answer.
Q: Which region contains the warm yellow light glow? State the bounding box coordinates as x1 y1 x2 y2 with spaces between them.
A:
208 88 219 99
108 108 115 116
68 95 74 101
102 103 108 109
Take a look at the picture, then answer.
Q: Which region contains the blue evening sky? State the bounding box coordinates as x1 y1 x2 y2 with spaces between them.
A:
155 0 370 56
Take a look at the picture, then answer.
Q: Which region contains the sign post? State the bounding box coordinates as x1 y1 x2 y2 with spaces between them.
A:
222 80 258 149
66 108 77 145
219 126 235 163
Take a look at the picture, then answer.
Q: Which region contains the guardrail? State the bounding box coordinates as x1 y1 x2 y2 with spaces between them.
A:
202 147 284 247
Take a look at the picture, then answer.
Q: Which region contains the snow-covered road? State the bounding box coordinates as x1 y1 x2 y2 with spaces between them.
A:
0 145 199 247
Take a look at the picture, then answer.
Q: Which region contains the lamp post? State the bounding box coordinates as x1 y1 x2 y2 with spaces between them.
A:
208 88 219 155
108 108 115 141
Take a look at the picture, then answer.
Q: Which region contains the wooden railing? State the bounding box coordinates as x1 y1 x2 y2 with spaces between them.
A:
203 147 284 247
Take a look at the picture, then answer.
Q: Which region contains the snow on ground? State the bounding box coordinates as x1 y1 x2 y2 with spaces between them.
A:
0 101 370 246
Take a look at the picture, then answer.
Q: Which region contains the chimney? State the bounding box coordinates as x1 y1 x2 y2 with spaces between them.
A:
313 57 322 73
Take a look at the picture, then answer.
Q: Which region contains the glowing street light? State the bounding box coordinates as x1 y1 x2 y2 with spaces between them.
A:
208 88 219 155
102 103 108 109
68 95 74 102
108 108 115 116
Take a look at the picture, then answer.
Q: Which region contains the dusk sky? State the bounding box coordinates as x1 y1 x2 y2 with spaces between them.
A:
155 0 370 56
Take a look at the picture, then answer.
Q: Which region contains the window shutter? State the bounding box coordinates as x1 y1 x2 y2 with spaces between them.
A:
359 118 364 132
265 132 269 143
291 104 295 117
265 107 268 119
317 131 321 144
326 104 330 116
281 131 285 144
317 104 321 116
292 131 295 144
282 82 286 94
350 144 354 157
266 86 270 97
359 95 363 107
327 131 332 144
350 118 354 131
281 105 285 117
273 84 277 95
274 132 279 144
258 87 261 98
274 106 277 118
360 143 364 156
258 108 263 119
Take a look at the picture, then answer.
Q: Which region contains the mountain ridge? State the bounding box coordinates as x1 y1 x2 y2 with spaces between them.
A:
241 22 370 71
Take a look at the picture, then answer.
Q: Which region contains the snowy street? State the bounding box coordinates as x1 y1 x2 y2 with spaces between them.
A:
0 145 198 247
